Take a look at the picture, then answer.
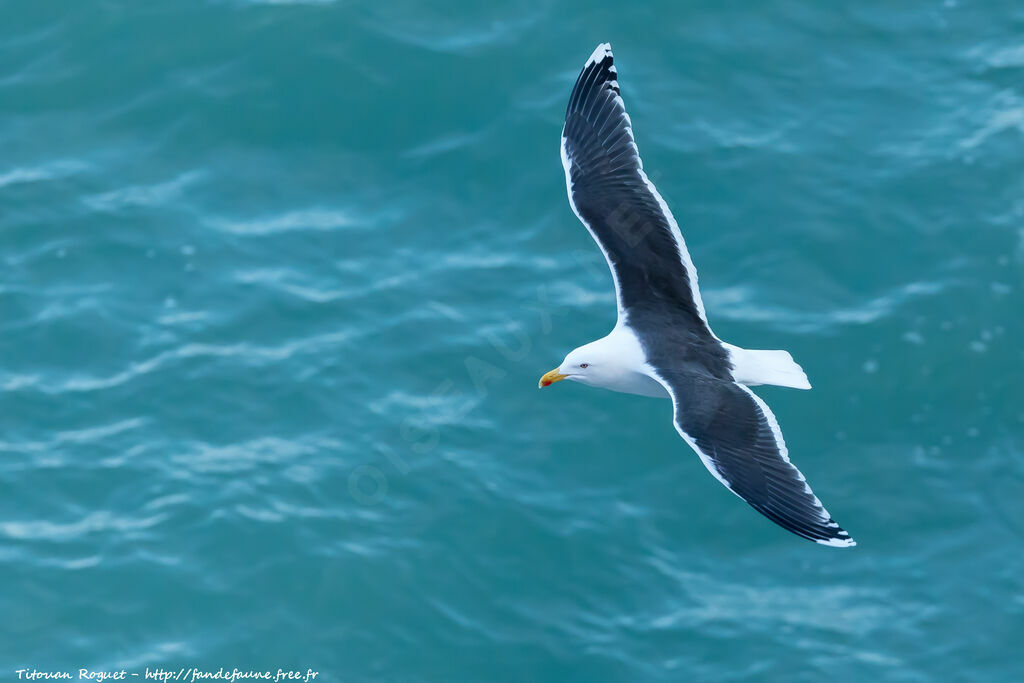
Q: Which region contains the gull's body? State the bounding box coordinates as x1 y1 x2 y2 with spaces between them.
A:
540 44 854 547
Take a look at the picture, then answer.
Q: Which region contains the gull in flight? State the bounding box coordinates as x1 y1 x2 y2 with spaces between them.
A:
539 44 854 547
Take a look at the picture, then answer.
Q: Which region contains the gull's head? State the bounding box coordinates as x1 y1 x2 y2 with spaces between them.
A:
538 340 615 389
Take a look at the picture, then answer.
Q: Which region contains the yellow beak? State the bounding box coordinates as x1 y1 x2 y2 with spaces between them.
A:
539 368 568 388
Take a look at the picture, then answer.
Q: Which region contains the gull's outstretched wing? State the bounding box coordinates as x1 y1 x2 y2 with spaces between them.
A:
561 43 711 336
653 370 855 547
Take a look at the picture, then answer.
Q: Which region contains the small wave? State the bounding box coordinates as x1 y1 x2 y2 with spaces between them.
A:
233 268 350 303
360 4 545 54
969 43 1024 70
405 131 485 160
0 48 80 89
959 92 1024 150
640 557 924 639
4 333 353 396
0 418 146 455
0 159 88 189
0 510 169 541
661 118 801 154
209 208 353 235
171 436 317 474
708 280 946 332
82 170 204 212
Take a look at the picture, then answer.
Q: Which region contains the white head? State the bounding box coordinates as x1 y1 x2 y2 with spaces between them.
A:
538 338 625 390
538 327 665 398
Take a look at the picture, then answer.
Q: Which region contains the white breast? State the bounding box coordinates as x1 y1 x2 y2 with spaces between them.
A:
593 370 670 398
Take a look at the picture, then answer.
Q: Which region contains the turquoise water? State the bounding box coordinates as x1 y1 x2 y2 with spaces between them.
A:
2 1 1023 680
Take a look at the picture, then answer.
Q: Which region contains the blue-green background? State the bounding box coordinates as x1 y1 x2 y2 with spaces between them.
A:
2 1 1023 680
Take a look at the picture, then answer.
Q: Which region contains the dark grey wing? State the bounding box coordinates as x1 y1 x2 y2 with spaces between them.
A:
653 371 855 546
561 44 710 333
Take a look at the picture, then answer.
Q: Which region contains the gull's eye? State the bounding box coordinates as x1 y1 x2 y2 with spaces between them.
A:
579 363 589 369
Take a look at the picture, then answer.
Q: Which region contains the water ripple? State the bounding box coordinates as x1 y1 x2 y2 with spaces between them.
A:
1 510 169 542
708 280 947 332
82 170 205 212
0 159 88 188
0 334 354 396
209 208 355 235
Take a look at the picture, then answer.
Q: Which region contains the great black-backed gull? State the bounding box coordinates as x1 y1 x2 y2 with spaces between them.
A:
539 43 855 547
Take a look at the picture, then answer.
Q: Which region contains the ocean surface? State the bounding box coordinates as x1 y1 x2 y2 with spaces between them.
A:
2 1 1023 681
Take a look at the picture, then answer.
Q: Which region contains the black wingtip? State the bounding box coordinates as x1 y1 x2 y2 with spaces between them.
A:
567 43 621 118
750 502 857 548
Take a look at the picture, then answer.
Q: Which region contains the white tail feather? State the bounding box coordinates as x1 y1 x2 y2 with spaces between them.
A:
724 344 811 390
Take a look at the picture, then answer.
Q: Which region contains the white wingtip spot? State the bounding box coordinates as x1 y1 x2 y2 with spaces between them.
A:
816 535 857 548
585 42 613 66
